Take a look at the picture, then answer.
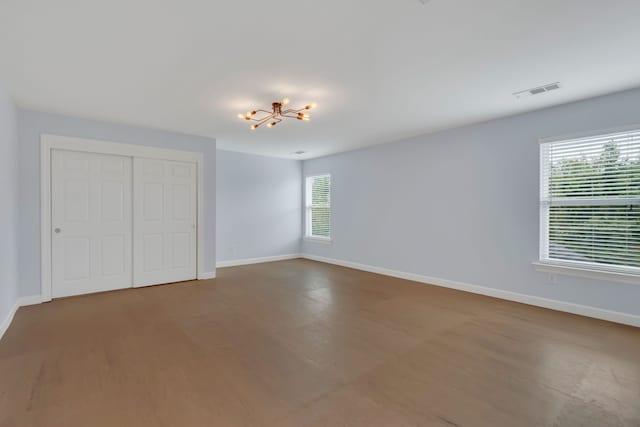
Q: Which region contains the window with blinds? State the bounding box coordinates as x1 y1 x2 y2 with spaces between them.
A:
305 174 331 240
540 129 640 275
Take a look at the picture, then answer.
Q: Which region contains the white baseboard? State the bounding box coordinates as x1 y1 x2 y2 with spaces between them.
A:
19 295 43 306
302 254 640 328
199 271 216 280
216 254 302 269
0 295 43 341
0 303 17 341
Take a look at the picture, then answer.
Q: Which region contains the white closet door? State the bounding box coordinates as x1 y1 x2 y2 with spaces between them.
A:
133 158 197 287
51 150 133 298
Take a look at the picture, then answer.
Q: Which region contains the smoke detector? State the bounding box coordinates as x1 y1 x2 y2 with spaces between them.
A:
293 150 307 155
513 82 561 98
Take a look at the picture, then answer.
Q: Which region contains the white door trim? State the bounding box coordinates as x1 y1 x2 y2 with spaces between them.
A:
41 134 207 302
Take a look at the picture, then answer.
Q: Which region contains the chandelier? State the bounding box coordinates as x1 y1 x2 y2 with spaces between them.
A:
238 98 316 130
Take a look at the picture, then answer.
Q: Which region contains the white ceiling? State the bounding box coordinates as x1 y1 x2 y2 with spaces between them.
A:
1 0 640 159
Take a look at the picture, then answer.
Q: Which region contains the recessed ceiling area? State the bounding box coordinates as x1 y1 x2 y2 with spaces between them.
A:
1 0 639 159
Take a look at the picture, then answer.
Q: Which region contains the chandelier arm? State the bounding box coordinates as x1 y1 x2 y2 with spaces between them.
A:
249 116 273 128
249 113 274 122
280 114 300 119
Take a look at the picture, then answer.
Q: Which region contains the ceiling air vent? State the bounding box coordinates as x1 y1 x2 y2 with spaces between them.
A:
513 82 561 98
293 150 307 155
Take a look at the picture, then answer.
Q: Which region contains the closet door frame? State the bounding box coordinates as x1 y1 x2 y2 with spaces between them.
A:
41 134 206 302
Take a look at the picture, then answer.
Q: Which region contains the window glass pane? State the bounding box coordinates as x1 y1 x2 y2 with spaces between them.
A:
549 205 640 267
311 175 330 206
311 207 331 237
549 138 640 199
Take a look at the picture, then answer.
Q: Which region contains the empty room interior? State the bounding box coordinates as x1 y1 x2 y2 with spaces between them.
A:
1 1 640 426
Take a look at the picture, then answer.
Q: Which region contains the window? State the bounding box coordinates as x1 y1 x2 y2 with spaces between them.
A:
305 174 331 241
539 129 640 277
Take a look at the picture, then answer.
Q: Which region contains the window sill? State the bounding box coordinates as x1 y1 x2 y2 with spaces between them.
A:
533 261 640 286
304 236 333 244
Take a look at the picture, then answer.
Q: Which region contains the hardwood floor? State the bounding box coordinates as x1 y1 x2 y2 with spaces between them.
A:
1 259 639 426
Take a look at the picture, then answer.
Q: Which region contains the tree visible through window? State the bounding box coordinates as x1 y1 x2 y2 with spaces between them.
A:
540 130 640 273
306 174 331 239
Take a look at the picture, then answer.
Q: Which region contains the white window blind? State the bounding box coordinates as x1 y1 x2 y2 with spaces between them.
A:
540 129 640 275
305 174 331 239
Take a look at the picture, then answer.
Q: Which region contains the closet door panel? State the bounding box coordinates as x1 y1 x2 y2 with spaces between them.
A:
133 158 197 287
51 150 132 298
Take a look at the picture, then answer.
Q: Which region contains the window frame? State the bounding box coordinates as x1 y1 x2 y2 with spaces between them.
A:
535 125 640 285
304 173 332 243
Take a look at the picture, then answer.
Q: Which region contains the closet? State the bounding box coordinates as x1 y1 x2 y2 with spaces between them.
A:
45 136 200 299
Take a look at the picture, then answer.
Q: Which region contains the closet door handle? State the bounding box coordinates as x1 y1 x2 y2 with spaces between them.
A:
54 228 61 234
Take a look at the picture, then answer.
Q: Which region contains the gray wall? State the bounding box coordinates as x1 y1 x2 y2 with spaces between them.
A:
0 83 19 322
303 88 640 317
216 150 302 263
17 110 217 297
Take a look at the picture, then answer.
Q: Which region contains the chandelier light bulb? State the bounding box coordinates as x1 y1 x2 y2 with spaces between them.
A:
237 113 246 120
281 98 290 106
